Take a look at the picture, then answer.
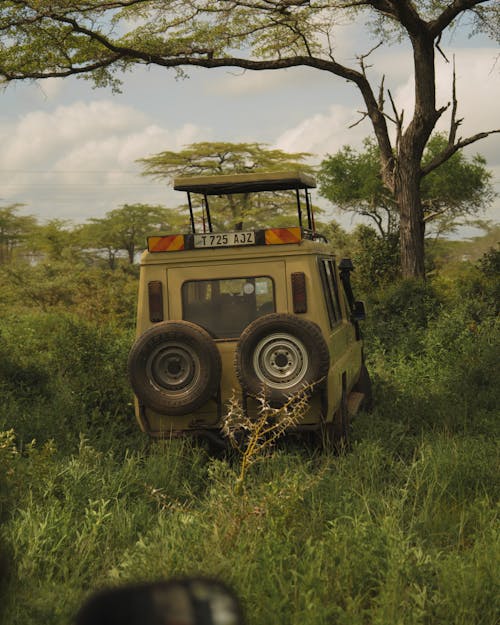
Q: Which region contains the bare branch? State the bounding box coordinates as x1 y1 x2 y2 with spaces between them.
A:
421 129 500 177
424 206 452 223
356 40 383 76
378 74 385 111
387 88 404 149
348 111 369 128
435 33 450 63
448 57 463 146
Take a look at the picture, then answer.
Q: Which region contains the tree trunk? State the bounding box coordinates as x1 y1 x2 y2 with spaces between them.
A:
127 245 135 264
396 160 426 279
393 27 437 280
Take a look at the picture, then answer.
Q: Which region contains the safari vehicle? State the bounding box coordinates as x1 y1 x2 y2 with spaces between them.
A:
128 171 371 446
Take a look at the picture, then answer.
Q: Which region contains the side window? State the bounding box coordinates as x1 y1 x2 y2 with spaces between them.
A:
319 258 342 327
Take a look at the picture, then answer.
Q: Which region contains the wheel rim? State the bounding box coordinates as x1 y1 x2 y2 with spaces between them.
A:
146 342 200 395
253 332 308 389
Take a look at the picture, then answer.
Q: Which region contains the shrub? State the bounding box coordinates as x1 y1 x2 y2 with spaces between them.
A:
0 312 136 452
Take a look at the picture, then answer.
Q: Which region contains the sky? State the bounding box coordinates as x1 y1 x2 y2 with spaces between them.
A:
0 17 498 235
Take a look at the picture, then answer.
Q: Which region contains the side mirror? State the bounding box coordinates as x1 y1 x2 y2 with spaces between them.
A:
352 300 366 321
339 258 354 272
75 578 244 625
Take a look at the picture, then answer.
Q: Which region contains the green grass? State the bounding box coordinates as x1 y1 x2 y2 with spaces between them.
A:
1 431 498 625
0 260 498 624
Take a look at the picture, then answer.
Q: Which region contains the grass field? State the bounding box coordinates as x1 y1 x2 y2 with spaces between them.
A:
0 253 498 625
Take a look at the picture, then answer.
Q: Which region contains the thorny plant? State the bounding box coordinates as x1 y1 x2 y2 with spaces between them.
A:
222 383 316 492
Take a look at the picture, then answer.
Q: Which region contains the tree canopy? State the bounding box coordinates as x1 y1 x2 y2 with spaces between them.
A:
139 141 314 229
0 204 36 263
0 1 499 277
80 203 180 267
318 134 495 238
0 203 179 268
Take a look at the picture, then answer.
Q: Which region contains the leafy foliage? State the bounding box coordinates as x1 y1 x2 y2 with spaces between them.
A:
0 260 138 325
139 141 315 229
0 203 37 263
350 225 401 292
0 233 499 624
80 203 182 266
318 135 495 238
0 203 180 267
2 1 498 277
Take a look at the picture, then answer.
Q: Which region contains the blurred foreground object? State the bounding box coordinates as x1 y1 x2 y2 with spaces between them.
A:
75 578 244 625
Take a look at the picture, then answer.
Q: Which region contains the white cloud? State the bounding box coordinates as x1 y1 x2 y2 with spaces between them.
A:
392 48 500 162
274 104 369 158
35 78 65 100
0 100 211 221
209 67 324 97
273 47 500 225
274 48 500 163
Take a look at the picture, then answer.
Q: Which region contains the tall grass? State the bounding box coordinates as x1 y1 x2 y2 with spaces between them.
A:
1 433 498 624
0 256 498 624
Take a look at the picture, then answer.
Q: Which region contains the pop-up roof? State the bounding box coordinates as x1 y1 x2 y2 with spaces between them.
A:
173 170 317 235
173 171 316 195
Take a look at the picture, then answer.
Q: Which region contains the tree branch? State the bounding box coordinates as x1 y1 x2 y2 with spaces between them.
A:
428 0 488 37
421 129 500 177
387 89 404 149
348 111 369 128
448 57 463 146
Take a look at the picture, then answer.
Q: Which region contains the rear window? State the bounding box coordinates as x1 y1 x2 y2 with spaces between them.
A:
182 276 275 339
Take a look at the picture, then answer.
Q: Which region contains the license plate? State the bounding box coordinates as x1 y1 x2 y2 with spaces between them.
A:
193 231 255 248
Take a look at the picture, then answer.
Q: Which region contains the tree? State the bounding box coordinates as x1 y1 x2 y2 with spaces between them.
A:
28 219 83 261
139 141 314 229
318 134 495 238
0 1 498 277
0 204 37 263
80 204 179 267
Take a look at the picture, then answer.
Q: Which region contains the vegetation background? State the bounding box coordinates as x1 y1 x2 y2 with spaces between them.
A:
0 223 498 625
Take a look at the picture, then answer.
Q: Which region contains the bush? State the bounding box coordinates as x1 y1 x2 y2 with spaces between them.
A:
0 260 138 328
0 242 499 625
0 312 136 452
363 279 442 356
351 226 400 293
361 266 499 444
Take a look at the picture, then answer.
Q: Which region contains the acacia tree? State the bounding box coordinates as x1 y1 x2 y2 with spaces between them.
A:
28 219 84 261
139 141 314 228
0 1 498 277
80 203 178 267
0 204 37 263
318 134 495 238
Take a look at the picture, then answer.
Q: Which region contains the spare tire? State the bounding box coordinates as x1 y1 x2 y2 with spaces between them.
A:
128 321 221 415
235 313 329 404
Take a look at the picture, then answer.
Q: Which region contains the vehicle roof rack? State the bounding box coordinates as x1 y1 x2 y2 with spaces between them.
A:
173 171 316 195
173 170 319 236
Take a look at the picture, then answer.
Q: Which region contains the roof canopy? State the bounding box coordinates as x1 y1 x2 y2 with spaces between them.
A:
173 171 316 195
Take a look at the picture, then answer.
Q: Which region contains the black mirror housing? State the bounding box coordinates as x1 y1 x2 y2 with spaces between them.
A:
352 300 366 321
339 258 354 272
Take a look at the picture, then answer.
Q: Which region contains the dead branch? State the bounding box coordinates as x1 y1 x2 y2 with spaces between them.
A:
421 129 500 177
448 56 463 146
435 33 450 63
349 111 369 128
387 88 404 149
356 40 383 76
378 74 385 111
